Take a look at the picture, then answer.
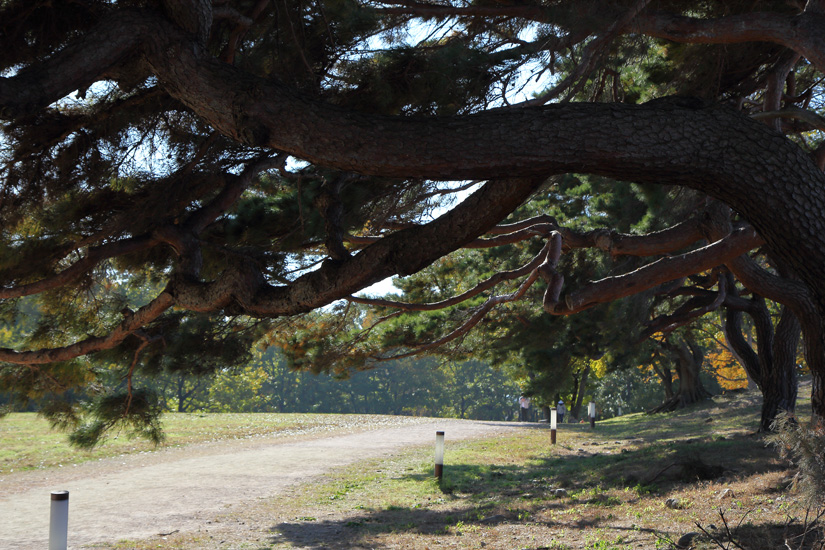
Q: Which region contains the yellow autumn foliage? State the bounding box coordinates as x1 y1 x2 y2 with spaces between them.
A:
706 344 749 390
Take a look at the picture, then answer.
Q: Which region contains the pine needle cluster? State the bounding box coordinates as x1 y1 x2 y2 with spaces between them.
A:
768 412 825 509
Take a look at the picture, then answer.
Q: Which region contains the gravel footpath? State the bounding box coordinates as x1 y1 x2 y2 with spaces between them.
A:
0 417 523 549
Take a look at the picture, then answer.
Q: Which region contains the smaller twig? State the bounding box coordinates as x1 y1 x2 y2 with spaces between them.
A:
123 330 157 417
350 239 552 312
784 507 825 550
644 461 678 484
376 270 541 360
695 520 728 550
719 508 747 550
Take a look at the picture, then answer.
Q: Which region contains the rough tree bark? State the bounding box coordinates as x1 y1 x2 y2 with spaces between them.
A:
657 364 675 401
765 306 802 427
703 205 815 428
724 293 801 432
650 336 711 413
571 363 591 421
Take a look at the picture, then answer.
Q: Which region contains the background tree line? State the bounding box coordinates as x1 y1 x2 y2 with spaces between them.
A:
4 297 782 425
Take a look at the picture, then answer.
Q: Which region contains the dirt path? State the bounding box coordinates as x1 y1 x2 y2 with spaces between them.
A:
0 418 525 549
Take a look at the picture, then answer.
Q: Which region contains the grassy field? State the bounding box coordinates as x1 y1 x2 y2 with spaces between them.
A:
4 385 822 549
0 412 426 473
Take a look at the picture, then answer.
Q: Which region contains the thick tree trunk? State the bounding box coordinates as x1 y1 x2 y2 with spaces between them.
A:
650 337 711 413
706 210 815 428
569 373 580 420
801 317 825 429
759 306 800 431
674 339 709 407
572 364 591 421
723 295 800 431
652 362 675 401
177 379 185 413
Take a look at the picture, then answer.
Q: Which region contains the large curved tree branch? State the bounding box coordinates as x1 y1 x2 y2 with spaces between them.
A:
373 2 825 73
170 178 544 315
0 11 143 119
701 203 814 317
637 10 825 72
551 227 763 315
0 237 158 300
0 292 174 365
559 216 706 257
350 214 758 361
351 213 706 256
138 26 825 311
349 210 713 318
638 271 727 341
3 6 825 364
2 9 825 310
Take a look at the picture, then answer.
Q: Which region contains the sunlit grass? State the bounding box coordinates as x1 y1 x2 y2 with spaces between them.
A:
0 412 426 473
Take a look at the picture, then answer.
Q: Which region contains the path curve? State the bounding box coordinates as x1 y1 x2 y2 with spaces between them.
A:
0 418 527 549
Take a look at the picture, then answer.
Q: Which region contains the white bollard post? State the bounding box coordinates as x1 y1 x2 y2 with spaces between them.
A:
49 490 69 550
550 408 557 445
589 401 596 428
434 431 445 481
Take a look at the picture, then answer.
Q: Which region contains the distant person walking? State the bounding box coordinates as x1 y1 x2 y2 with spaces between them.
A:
557 401 566 424
519 395 531 422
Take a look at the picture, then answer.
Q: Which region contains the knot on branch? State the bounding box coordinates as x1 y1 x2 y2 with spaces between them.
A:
170 259 266 314
593 230 613 253
152 225 203 277
699 202 733 241
161 0 213 46
314 176 352 262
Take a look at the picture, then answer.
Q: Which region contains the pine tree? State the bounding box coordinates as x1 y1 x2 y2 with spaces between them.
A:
3 0 825 442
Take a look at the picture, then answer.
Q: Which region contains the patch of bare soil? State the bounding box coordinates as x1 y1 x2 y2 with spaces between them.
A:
0 417 521 550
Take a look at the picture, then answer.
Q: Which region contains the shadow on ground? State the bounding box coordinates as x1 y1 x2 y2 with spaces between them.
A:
262 430 790 550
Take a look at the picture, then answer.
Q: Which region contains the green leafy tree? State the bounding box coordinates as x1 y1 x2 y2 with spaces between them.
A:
593 367 664 418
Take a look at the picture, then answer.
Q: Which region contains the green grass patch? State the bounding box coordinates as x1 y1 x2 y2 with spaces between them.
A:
0 412 417 473
252 388 813 549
